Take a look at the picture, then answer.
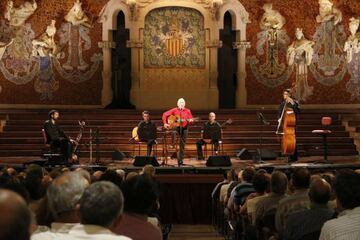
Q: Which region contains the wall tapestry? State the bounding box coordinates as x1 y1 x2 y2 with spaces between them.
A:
143 7 205 68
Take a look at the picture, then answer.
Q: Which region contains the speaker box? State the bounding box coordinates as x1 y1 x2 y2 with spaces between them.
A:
133 156 160 167
206 155 231 167
237 148 252 160
256 149 277 160
112 150 126 160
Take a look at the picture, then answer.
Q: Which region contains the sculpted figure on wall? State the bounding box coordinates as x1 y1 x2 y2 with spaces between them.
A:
316 0 342 26
32 20 57 57
344 18 360 100
62 0 93 71
287 28 315 101
4 0 37 27
344 17 360 63
260 3 286 30
0 40 13 60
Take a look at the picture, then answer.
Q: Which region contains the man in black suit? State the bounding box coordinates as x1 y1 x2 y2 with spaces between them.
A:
137 111 157 156
43 110 73 162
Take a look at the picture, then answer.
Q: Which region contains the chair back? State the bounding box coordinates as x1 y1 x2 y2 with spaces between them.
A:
321 117 332 127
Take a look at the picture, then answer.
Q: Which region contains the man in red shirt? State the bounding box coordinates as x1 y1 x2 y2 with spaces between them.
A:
162 98 194 166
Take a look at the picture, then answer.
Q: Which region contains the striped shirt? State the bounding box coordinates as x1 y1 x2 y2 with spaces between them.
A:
319 206 360 240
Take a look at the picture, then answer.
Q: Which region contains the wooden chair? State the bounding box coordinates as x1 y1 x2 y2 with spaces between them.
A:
312 116 332 161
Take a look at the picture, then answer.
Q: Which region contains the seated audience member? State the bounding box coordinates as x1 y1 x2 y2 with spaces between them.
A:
0 189 32 240
321 172 337 210
283 177 334 240
126 171 139 181
113 175 162 240
141 164 156 179
320 170 360 240
116 169 126 181
91 170 103 182
99 169 123 189
212 171 229 200
66 181 130 240
32 172 88 239
219 169 236 204
23 165 47 214
255 171 288 225
230 166 256 211
275 167 311 235
240 170 270 223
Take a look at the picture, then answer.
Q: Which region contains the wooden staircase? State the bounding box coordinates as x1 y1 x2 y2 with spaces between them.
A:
340 112 360 153
0 109 357 160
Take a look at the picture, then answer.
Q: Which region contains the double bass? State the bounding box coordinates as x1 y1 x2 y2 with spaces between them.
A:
276 102 296 155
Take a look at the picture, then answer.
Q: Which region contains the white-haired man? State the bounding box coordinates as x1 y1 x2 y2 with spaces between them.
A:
162 98 194 166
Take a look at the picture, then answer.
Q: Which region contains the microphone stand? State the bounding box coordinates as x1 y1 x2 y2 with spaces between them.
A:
257 112 270 163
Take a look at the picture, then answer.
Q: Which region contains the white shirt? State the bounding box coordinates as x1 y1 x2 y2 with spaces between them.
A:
32 222 77 240
32 224 131 240
319 206 360 240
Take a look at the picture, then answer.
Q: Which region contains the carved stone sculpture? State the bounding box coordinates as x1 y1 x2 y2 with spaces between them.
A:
316 0 342 26
65 0 92 28
344 17 360 63
260 3 286 30
32 20 57 57
287 28 315 101
4 0 37 27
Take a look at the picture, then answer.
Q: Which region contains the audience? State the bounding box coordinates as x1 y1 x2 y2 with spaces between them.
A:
0 189 32 240
219 169 236 204
283 177 334 240
254 171 288 225
66 181 130 240
32 172 88 239
113 175 162 240
240 170 270 223
275 167 311 235
319 170 360 240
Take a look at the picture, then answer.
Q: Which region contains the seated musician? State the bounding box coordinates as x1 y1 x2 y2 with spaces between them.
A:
162 98 194 166
43 110 74 162
196 112 221 160
137 111 157 156
278 89 300 162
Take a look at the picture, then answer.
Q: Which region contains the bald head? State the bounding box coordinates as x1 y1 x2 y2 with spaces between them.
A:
0 190 31 240
309 178 331 204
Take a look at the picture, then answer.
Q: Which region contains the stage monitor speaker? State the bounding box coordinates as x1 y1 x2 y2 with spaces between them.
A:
133 156 160 167
112 150 126 160
256 149 277 160
237 148 252 160
206 155 231 167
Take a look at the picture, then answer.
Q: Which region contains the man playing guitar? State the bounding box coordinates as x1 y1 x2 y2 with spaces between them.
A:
136 111 157 156
162 98 194 166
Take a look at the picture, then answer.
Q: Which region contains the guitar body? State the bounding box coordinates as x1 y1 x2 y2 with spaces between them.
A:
167 115 199 129
132 127 139 141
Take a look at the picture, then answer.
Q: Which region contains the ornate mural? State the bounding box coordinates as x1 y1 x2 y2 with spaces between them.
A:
143 7 205 68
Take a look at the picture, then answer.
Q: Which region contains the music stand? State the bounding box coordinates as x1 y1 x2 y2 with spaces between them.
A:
202 123 222 158
162 130 177 167
137 122 158 157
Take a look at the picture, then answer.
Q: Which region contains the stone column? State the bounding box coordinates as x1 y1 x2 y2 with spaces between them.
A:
98 41 116 107
233 40 250 108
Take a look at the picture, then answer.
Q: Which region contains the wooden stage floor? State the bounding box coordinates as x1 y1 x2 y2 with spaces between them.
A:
1 155 360 173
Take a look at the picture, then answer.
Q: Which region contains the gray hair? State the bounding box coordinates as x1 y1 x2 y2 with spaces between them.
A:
80 181 124 228
47 172 88 219
271 171 288 194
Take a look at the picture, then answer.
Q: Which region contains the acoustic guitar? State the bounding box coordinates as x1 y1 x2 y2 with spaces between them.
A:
167 115 200 129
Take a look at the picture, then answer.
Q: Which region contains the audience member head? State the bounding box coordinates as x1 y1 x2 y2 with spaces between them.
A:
47 172 88 222
92 170 103 181
253 170 270 194
0 189 31 240
99 169 123 188
308 178 331 205
242 166 256 182
291 168 310 190
334 170 360 211
75 169 91 185
271 171 288 195
141 164 156 178
116 169 126 181
79 181 124 228
122 175 158 215
126 171 139 181
23 164 46 201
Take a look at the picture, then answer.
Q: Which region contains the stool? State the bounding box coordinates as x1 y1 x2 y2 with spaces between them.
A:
312 117 332 161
